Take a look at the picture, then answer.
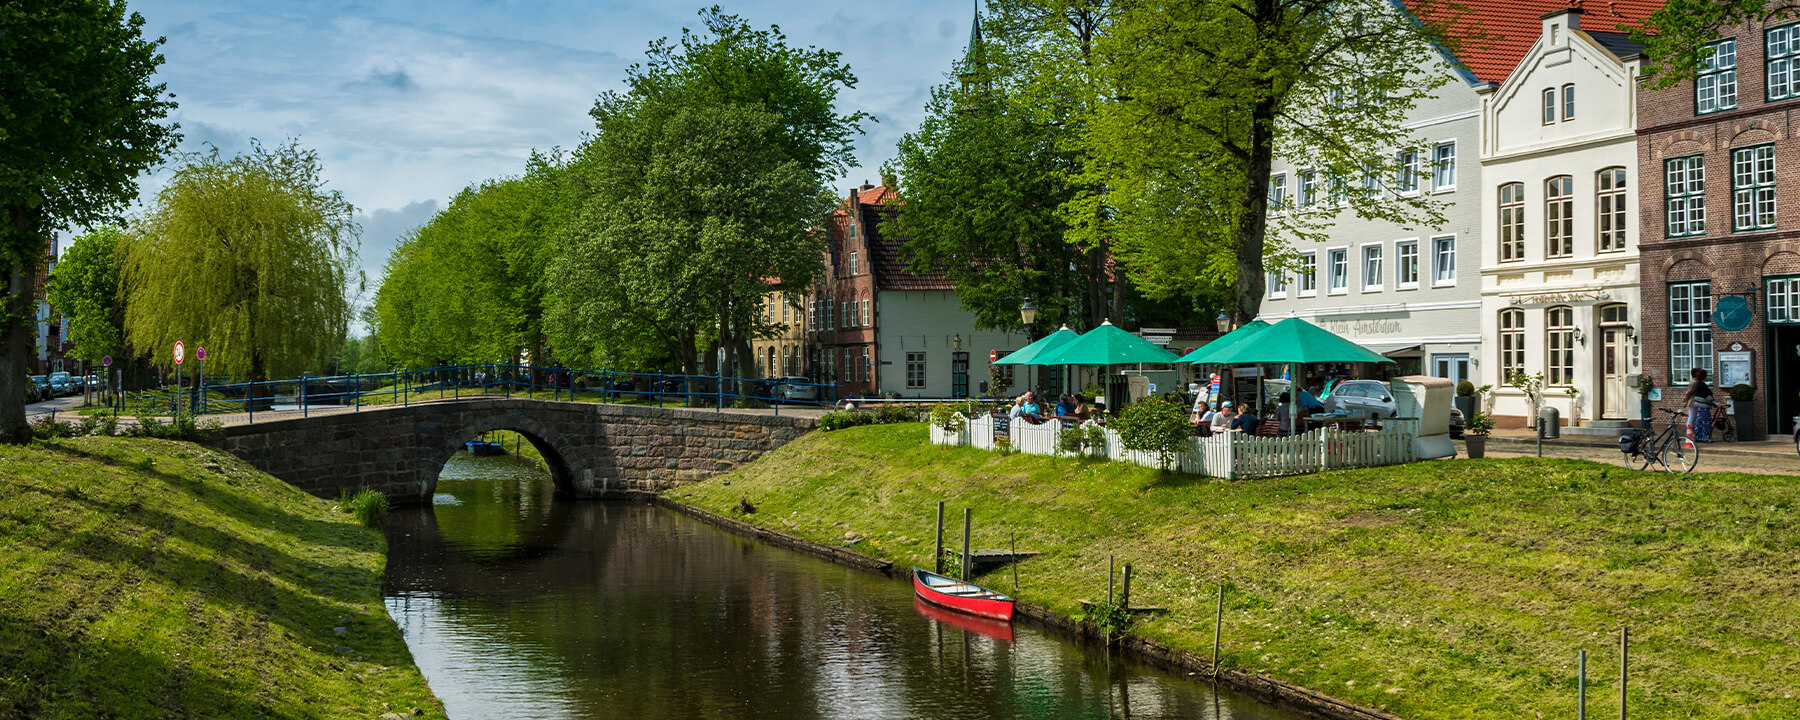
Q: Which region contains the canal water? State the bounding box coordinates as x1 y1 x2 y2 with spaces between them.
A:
383 452 1305 720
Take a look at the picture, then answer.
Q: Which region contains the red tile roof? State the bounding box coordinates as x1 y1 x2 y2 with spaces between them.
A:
861 203 955 291
1410 0 1661 84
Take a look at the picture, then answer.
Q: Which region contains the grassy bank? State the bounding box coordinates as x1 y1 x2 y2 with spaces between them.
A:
0 437 443 718
676 423 1799 720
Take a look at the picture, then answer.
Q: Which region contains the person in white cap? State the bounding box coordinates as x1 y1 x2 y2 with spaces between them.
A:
1210 401 1236 433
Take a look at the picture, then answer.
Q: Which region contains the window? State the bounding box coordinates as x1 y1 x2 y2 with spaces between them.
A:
1665 156 1707 237
1545 176 1574 258
1432 235 1457 285
1499 308 1526 380
1300 171 1317 206
763 298 773 324
1362 245 1384 291
1732 145 1777 231
1326 172 1346 206
906 352 926 388
1597 167 1628 252
808 299 817 332
1670 281 1714 380
1328 248 1348 292
1561 83 1575 121
1499 183 1525 262
782 301 791 324
849 251 858 275
1770 23 1800 100
1542 88 1557 124
1361 159 1382 196
1395 150 1419 194
1432 142 1456 191
1298 252 1317 295
1270 173 1287 208
1545 306 1574 386
1268 270 1288 298
1697 39 1738 114
861 298 871 326
1769 277 1800 323
1396 240 1419 288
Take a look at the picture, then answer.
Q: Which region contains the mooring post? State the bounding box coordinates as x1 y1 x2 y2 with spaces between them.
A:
934 502 945 575
1011 533 1020 594
961 507 972 582
1211 581 1225 679
1121 563 1133 609
1537 417 1544 457
1620 626 1628 720
1107 555 1115 607
300 375 308 418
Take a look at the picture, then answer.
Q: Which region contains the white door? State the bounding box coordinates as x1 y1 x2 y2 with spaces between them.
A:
1431 354 1469 385
1602 328 1629 419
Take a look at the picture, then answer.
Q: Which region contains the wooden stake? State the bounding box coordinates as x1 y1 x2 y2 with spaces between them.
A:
1121 563 1133 609
934 502 945 575
1620 626 1628 720
1211 582 1225 679
961 507 972 581
1011 533 1019 594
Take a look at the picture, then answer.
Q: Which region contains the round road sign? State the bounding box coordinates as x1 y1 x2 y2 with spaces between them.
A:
101 356 113 367
196 346 206 360
173 341 185 365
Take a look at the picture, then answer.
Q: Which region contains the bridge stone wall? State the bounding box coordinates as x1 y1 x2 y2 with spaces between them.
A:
211 399 815 504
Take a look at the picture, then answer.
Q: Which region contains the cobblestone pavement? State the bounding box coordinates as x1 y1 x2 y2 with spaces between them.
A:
1480 438 1800 476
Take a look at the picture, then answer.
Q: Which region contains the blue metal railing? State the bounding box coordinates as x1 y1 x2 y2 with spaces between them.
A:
110 363 845 420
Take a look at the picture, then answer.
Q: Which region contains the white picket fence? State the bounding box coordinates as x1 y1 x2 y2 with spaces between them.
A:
930 415 1419 480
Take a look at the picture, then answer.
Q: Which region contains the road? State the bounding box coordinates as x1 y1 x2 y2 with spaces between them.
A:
1481 437 1799 476
25 393 89 419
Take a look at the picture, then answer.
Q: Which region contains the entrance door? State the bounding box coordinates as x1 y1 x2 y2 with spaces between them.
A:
1771 325 1800 436
1600 329 1630 418
951 352 969 399
1430 354 1469 385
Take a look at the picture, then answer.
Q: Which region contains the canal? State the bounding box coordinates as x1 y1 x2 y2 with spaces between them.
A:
383 451 1306 720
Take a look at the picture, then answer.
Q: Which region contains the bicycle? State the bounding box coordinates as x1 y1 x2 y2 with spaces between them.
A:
1619 408 1699 473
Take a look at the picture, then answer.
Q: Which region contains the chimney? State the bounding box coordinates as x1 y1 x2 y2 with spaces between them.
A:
860 180 874 191
848 187 859 210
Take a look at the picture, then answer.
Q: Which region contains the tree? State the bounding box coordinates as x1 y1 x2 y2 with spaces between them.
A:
0 0 178 442
1077 0 1455 324
1635 0 1776 86
550 7 862 380
46 227 128 363
122 141 358 382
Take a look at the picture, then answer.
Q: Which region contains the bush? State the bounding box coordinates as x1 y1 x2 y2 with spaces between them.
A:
344 489 388 528
123 413 218 442
875 404 916 424
1057 422 1107 456
29 415 76 439
929 404 967 433
1728 384 1755 401
1455 380 1475 397
818 410 876 431
1110 398 1191 469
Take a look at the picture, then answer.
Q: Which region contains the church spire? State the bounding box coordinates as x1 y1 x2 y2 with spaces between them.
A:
959 1 988 92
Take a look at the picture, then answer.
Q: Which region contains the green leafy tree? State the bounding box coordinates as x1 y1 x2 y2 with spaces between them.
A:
1078 0 1456 323
0 0 178 442
123 141 358 382
551 8 862 379
46 227 128 363
1636 1 1774 87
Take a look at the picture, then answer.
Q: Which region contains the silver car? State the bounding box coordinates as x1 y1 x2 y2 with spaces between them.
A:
1324 379 1397 423
772 376 820 402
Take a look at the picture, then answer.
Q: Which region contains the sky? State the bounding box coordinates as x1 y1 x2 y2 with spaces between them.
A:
117 0 977 311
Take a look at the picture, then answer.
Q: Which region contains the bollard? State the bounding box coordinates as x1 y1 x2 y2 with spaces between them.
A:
1536 417 1544 457
934 502 945 575
1578 649 1586 720
1620 626 1628 720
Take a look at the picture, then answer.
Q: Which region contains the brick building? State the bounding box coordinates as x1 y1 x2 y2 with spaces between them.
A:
1638 14 1800 440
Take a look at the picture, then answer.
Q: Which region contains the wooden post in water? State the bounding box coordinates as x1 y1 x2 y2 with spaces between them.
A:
960 508 972 581
1211 581 1225 679
1121 563 1133 609
1011 533 1019 594
1619 627 1628 720
1107 556 1115 607
934 502 945 575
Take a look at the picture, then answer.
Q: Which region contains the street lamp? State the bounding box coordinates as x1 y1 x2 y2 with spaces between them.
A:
1215 311 1231 334
1019 298 1037 328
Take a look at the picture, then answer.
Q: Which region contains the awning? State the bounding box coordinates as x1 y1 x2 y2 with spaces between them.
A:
1355 342 1421 357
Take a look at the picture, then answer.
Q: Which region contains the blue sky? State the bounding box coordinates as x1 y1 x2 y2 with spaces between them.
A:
122 0 976 303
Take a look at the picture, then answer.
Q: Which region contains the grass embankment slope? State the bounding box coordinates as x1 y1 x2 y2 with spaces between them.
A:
677 423 1799 720
0 437 443 719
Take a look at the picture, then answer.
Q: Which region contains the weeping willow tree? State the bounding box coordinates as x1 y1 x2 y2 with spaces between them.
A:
123 141 358 381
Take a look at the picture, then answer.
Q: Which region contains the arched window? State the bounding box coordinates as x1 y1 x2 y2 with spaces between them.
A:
1596 167 1628 252
1499 183 1525 262
1499 308 1526 380
1545 176 1574 258
1546 306 1575 386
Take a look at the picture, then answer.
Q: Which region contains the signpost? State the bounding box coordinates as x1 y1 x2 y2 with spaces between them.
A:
102 356 115 414
194 347 206 414
173 342 185 414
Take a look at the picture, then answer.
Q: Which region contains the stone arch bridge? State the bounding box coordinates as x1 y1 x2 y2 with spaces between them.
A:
210 399 815 504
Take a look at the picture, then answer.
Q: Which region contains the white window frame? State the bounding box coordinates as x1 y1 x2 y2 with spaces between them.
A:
1268 269 1288 299
1395 239 1420 289
1327 247 1349 294
1561 83 1575 121
1360 243 1385 292
1299 170 1318 206
1732 144 1777 231
1542 88 1557 125
1270 173 1287 210
808 299 817 332
1768 276 1800 323
1297 252 1318 297
1697 38 1738 114
1395 150 1420 195
1769 23 1800 101
861 298 871 326
1431 141 1457 192
1431 235 1457 287
848 251 858 275
1666 155 1707 237
1670 281 1714 380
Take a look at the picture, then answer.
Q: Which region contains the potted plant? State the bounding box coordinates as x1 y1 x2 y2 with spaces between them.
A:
1463 411 1495 458
1568 386 1584 427
1728 384 1755 439
1454 381 1476 423
1635 373 1656 425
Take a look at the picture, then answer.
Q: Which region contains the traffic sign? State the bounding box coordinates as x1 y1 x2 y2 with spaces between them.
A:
101 356 113 367
196 346 206 360
173 341 185 365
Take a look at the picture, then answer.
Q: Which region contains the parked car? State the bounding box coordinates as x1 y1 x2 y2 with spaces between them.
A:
771 376 820 402
48 371 77 396
27 375 52 403
1323 379 1397 424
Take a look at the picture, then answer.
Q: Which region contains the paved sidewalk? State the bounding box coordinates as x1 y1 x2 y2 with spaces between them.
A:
1487 426 1797 457
1475 434 1798 476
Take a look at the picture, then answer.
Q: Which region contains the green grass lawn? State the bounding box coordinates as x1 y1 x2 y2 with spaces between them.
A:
675 422 1800 720
0 437 443 719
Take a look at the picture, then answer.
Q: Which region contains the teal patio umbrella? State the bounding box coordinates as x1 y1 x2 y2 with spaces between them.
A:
1198 317 1395 434
1175 320 1271 364
1033 321 1181 366
992 326 1080 366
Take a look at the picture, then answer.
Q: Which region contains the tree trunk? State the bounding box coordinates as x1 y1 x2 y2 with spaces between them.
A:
1109 259 1130 324
1086 244 1107 329
1 203 45 443
1232 92 1279 326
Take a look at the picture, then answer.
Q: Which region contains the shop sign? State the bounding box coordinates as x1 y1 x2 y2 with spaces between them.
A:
1507 291 1610 305
1714 295 1753 332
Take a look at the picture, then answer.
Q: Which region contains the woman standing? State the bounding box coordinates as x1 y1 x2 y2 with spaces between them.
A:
1682 367 1715 442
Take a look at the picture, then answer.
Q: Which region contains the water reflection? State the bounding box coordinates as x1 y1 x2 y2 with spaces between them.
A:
385 452 1303 720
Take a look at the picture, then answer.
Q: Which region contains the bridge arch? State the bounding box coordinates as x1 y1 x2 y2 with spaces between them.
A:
438 414 586 498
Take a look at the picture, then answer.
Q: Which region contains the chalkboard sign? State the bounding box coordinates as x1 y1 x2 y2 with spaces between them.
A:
992 413 1012 441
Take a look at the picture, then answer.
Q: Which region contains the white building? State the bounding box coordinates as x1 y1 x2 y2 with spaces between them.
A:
1476 8 1644 428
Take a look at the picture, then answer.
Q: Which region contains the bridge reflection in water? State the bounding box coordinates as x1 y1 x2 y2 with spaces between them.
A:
384 452 1304 720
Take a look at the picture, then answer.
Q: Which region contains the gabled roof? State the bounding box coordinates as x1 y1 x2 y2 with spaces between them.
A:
1409 0 1661 84
858 202 954 292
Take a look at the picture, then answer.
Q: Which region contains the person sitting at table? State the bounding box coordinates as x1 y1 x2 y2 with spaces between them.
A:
1055 394 1078 417
1228 408 1259 433
1210 402 1236 433
1069 394 1091 421
1190 401 1215 436
1018 391 1048 424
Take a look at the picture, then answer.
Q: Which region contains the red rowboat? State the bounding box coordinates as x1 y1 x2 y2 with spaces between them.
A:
912 596 1014 641
912 567 1014 622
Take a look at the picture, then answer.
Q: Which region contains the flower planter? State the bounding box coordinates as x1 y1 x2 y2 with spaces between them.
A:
1465 435 1487 459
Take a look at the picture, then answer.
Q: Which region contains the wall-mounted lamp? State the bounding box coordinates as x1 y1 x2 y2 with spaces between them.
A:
952 333 962 351
1744 284 1761 311
1625 323 1638 342
1573 328 1586 346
